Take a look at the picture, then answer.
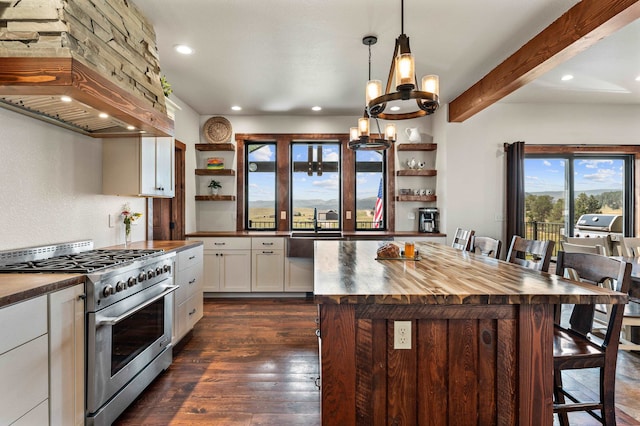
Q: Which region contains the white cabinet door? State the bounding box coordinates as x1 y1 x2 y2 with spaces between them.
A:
284 257 314 292
103 137 175 198
140 137 158 196
49 284 85 426
252 249 284 291
155 137 175 197
203 250 221 292
219 250 252 292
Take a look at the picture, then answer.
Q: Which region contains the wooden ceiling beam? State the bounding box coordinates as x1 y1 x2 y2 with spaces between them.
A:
448 0 640 123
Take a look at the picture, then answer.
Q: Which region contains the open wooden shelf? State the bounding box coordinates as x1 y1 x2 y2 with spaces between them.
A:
396 195 437 202
195 169 235 176
396 143 437 151
396 169 437 177
195 195 236 201
195 143 235 151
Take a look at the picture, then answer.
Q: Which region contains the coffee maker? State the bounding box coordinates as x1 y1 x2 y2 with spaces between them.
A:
418 208 439 233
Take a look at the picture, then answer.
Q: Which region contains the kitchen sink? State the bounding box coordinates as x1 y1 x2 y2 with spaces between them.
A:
287 232 344 257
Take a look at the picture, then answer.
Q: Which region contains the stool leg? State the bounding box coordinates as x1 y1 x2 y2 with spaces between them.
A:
554 369 570 426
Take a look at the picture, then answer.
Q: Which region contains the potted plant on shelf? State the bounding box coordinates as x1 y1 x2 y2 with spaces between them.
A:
208 179 222 196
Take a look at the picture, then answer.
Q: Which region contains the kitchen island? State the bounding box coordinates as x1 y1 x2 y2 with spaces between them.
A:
314 240 628 426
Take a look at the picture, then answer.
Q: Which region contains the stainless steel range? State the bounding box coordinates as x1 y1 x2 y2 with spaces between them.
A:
0 240 177 426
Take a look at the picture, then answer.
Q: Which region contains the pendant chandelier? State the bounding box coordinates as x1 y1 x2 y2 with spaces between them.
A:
348 36 397 151
367 0 440 120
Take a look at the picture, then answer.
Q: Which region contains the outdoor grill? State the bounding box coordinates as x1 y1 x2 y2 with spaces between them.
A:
574 214 623 235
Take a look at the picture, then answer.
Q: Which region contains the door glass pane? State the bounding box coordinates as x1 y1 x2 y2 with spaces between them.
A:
355 150 385 229
291 142 341 230
246 143 277 230
524 158 568 251
573 157 625 230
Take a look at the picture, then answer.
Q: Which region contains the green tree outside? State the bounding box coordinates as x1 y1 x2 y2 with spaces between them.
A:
574 193 602 218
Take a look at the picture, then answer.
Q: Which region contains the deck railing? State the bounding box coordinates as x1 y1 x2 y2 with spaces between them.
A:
525 221 564 255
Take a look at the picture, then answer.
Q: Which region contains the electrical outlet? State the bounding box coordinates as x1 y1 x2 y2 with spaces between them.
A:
408 212 415 220
394 320 412 350
108 214 115 228
346 210 352 220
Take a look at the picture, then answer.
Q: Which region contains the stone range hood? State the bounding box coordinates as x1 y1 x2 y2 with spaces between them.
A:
0 0 174 138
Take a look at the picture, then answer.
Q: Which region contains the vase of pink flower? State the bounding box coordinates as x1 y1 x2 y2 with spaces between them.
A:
121 203 142 247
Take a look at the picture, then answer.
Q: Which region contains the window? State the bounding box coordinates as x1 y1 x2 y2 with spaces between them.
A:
355 150 386 229
524 153 633 241
245 142 277 230
290 142 341 230
240 133 392 233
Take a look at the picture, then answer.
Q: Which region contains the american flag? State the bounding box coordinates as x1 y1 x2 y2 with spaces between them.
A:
373 178 383 228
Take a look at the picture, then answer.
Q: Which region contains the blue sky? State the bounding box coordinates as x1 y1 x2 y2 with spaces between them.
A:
247 144 383 202
525 158 624 193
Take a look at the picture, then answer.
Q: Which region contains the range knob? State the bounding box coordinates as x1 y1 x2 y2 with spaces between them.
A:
164 264 171 273
128 277 137 287
102 285 113 298
156 266 163 276
138 272 146 282
115 281 125 292
147 270 155 279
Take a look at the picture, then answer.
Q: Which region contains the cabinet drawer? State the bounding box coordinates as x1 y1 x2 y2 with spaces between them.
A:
0 295 47 356
177 245 203 271
175 263 203 305
252 237 284 250
200 237 251 250
0 334 48 425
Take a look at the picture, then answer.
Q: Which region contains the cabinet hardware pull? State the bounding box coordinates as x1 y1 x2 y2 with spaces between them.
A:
188 255 196 260
189 278 196 284
262 251 274 254
262 242 274 246
78 294 87 300
189 308 197 316
214 242 225 245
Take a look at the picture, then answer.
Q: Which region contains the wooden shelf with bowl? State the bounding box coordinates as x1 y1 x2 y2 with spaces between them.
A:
195 169 235 176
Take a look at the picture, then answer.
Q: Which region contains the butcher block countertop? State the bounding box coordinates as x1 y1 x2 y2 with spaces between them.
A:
0 274 85 308
313 240 628 305
186 231 445 238
0 240 202 309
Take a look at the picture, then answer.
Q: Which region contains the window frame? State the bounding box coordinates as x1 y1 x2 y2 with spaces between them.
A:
244 141 278 231
235 133 395 233
524 145 638 236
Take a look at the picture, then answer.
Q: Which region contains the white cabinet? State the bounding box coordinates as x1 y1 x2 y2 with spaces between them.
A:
174 244 204 344
49 284 85 426
285 257 314 292
251 238 285 292
200 238 251 292
0 296 49 426
103 136 175 197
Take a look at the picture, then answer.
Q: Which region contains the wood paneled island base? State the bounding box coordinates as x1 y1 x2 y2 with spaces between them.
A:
313 241 628 426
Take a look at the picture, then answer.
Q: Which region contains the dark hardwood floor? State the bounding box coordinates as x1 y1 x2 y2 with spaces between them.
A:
115 298 640 425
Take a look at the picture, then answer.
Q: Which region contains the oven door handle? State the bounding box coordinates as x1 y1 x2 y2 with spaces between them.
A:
96 285 179 326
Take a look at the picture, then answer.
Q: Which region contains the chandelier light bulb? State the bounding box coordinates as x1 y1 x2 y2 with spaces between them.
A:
385 123 397 141
395 53 415 89
422 75 439 96
358 117 370 137
350 127 359 141
366 80 382 104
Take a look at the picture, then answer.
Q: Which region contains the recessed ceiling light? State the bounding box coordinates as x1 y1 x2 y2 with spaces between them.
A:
174 44 193 55
99 112 109 119
390 106 400 111
311 106 322 111
561 74 574 81
127 125 135 130
231 106 242 111
60 96 72 102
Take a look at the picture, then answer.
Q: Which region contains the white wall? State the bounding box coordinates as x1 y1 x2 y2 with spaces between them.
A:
194 114 434 231
0 108 146 250
436 102 640 252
